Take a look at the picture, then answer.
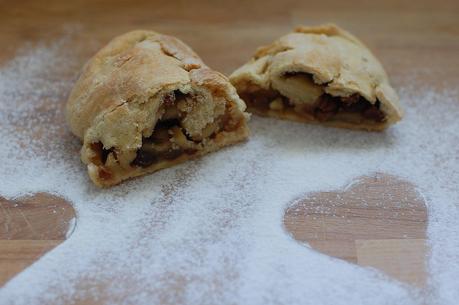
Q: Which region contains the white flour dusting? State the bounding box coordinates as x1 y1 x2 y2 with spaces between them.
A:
0 36 458 305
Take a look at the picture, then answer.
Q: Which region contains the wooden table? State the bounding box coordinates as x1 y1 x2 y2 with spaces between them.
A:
0 0 458 302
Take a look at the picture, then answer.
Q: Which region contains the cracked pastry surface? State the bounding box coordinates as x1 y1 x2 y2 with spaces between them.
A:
66 30 250 187
230 24 403 131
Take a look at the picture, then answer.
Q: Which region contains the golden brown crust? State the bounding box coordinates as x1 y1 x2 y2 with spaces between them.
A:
66 30 249 187
230 24 403 130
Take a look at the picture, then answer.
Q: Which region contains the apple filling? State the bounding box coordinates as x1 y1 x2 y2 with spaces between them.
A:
91 90 242 172
239 72 385 124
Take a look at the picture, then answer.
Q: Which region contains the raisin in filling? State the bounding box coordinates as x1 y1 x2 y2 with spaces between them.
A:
131 118 189 168
92 91 242 171
314 94 385 122
241 88 385 123
90 142 116 165
130 91 239 168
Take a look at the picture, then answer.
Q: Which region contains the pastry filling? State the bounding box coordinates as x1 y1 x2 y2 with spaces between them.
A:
92 90 242 172
239 72 385 124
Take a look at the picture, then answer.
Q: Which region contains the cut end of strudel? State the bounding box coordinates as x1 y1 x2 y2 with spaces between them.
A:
230 24 403 131
66 30 250 187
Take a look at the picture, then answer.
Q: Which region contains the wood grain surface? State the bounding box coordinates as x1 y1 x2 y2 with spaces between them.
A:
0 0 458 301
284 173 428 286
0 194 75 286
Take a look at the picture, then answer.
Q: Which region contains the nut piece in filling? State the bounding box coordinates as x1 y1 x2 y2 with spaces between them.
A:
66 30 250 187
230 24 403 131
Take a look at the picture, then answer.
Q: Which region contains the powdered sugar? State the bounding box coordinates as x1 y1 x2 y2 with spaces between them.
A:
0 36 458 305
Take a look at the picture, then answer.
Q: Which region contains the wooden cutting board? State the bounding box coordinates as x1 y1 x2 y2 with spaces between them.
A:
1 174 428 288
0 0 458 301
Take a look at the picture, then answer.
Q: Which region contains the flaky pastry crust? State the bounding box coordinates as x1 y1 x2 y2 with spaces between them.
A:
230 24 403 131
66 30 249 187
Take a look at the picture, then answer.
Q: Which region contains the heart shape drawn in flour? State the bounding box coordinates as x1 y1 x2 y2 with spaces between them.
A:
283 173 428 287
0 193 76 286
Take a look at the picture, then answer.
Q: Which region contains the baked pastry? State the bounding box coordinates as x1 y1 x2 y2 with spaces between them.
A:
66 30 250 187
230 24 402 131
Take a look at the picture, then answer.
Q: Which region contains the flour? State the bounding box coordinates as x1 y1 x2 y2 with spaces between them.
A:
0 36 458 305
